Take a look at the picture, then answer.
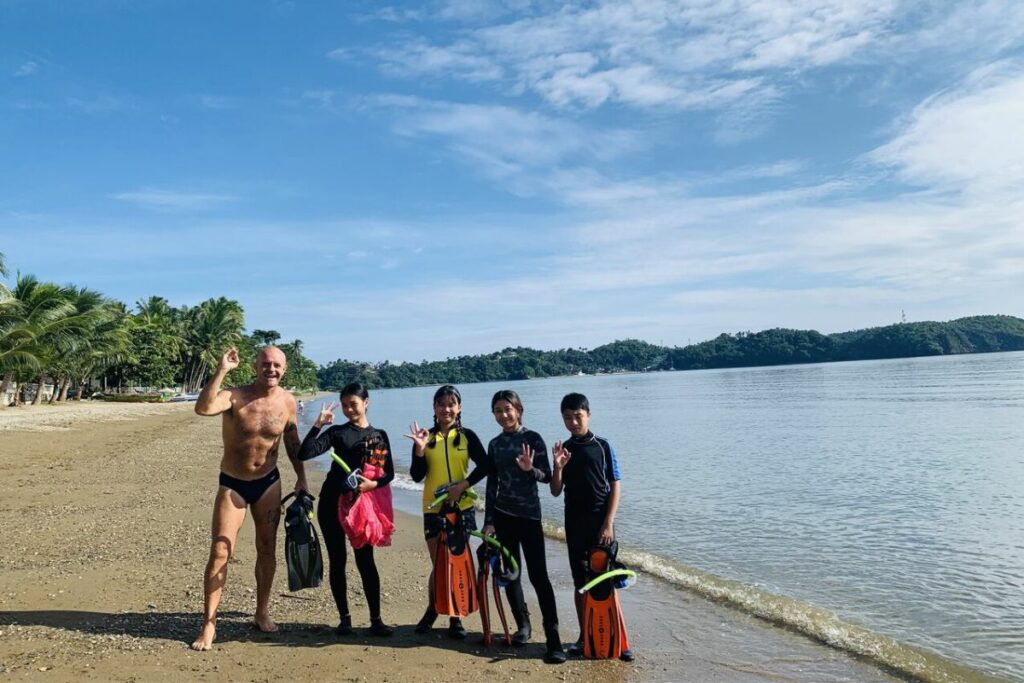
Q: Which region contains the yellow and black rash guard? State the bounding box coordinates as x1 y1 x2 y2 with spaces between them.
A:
409 427 488 514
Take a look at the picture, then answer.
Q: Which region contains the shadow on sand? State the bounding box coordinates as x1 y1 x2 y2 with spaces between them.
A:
0 609 542 662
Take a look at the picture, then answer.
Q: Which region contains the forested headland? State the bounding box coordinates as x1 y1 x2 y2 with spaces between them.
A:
317 315 1024 391
5 251 1022 401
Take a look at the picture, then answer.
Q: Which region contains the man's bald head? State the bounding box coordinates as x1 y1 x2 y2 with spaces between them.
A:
254 346 288 388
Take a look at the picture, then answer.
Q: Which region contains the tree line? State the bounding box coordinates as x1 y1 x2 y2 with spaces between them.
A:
6 250 1021 400
0 252 317 406
318 315 1024 390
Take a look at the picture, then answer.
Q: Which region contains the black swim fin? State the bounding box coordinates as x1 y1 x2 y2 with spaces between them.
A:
281 492 323 592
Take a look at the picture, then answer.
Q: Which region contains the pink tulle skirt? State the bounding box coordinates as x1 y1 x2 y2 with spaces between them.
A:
337 463 395 549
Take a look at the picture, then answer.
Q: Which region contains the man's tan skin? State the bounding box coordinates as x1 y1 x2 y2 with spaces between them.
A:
190 346 308 651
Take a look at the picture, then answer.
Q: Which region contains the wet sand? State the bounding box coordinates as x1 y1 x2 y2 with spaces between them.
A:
0 402 901 682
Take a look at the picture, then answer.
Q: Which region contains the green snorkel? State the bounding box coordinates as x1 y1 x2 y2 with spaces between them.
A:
427 485 479 510
330 451 362 492
577 568 637 594
470 531 520 580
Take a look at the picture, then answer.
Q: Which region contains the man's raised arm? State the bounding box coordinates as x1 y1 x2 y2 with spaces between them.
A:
195 348 239 416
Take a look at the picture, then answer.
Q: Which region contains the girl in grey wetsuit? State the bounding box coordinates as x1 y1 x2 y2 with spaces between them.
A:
482 389 566 664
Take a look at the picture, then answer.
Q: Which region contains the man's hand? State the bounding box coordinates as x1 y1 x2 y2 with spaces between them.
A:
356 476 378 494
598 522 614 546
219 347 240 374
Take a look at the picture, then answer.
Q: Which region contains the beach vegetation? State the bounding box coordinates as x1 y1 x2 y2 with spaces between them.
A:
0 258 320 405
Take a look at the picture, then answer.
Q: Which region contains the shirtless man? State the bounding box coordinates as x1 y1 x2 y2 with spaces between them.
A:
190 346 308 651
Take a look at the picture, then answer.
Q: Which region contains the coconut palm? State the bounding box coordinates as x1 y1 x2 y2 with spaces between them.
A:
45 288 131 402
64 299 132 401
180 297 245 392
0 275 78 406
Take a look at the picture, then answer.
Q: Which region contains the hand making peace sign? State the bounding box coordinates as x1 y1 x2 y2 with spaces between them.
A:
314 401 339 429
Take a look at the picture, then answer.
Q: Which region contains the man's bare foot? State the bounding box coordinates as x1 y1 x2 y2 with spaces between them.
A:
190 620 216 651
253 613 278 633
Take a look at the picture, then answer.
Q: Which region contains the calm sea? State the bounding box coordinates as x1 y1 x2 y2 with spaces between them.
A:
301 351 1024 682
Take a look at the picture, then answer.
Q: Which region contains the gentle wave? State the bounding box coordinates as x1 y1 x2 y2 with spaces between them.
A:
357 467 1004 682
611 548 1005 683
537 515 1003 683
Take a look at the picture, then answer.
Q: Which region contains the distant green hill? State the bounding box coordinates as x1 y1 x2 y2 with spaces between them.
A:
317 315 1024 390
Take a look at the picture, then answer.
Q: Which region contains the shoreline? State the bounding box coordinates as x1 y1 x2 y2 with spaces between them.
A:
1 403 907 682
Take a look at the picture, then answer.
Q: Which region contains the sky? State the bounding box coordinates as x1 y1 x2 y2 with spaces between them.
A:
2 0 1023 365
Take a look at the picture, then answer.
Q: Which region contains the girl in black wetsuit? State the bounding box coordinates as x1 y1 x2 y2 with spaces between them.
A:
482 389 566 663
299 382 394 636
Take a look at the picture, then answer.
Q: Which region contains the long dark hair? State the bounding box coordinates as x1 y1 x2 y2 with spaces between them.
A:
429 384 463 447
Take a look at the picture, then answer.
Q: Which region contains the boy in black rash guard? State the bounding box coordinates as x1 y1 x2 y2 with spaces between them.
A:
298 383 394 637
550 392 633 661
482 390 566 664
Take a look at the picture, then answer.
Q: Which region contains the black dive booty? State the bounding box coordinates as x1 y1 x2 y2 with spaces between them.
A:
414 608 437 634
448 617 467 639
543 624 567 664
510 601 531 646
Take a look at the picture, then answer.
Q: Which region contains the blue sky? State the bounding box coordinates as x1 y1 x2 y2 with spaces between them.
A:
2 1 1023 364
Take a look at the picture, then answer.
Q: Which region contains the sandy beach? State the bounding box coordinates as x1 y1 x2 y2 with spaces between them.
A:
0 401 905 682
0 401 635 682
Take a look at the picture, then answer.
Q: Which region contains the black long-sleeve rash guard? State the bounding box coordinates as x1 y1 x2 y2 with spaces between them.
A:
299 422 395 490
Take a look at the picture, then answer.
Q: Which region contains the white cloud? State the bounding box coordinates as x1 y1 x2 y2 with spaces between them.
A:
368 39 504 82
65 95 130 114
896 0 1024 59
198 95 236 110
870 60 1024 195
301 89 336 107
358 0 903 112
111 189 239 211
14 61 39 77
370 95 641 185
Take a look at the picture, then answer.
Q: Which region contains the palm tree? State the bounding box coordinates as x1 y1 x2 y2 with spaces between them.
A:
45 288 130 403
135 296 175 325
0 276 78 407
63 297 132 401
180 297 245 392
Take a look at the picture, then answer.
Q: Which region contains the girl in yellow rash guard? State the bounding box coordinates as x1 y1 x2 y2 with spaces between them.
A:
405 384 488 639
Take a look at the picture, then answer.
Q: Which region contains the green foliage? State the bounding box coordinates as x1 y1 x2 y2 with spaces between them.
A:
0 256 320 401
317 317 1024 390
669 328 836 370
3 251 1020 398
100 393 169 403
278 340 318 390
251 329 281 345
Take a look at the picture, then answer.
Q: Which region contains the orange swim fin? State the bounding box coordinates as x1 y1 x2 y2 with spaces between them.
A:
582 545 630 659
432 505 478 617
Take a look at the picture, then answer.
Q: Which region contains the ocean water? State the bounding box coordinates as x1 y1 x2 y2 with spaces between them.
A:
300 351 1024 682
